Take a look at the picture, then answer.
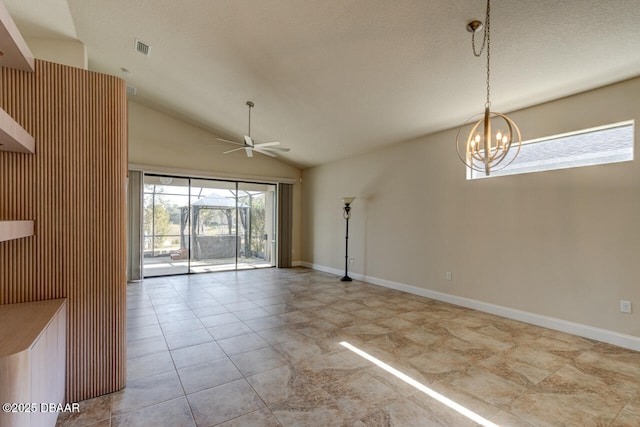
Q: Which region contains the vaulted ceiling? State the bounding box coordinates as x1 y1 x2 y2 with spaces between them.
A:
5 0 640 168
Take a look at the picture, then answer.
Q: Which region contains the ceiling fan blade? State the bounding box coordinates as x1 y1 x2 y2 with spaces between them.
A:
244 135 254 147
254 141 280 147
263 146 290 152
254 148 277 157
217 138 243 146
245 147 254 157
224 147 245 154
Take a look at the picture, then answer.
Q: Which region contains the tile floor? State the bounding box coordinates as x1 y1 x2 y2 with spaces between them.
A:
57 267 640 426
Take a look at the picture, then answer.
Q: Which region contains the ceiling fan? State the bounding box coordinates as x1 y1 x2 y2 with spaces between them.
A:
217 101 290 158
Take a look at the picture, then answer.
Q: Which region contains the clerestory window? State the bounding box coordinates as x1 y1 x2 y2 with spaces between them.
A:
469 120 634 180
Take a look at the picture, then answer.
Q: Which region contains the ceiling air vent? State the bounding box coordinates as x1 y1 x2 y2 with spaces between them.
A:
135 38 151 56
126 85 137 96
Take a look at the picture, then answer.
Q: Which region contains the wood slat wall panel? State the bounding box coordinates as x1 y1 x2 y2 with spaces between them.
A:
0 60 127 402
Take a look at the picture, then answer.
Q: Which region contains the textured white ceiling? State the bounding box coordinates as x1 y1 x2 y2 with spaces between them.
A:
4 0 76 39
5 0 640 168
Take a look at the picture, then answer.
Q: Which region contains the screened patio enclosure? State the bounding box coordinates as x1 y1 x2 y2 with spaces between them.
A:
143 175 276 277
187 194 250 260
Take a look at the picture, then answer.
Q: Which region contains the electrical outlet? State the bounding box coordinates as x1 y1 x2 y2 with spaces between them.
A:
620 300 632 313
446 272 452 281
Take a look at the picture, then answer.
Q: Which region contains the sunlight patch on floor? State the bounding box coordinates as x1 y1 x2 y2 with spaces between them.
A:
339 341 499 427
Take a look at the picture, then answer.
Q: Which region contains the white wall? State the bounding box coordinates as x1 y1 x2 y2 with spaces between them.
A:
128 100 303 264
26 37 87 69
302 77 640 344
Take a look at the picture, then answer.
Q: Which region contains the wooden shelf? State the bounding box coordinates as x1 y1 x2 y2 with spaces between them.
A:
0 2 36 243
0 220 34 242
0 0 34 72
0 107 34 153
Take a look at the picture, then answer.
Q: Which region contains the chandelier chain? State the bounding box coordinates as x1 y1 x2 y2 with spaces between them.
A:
471 1 492 107
485 0 491 108
471 30 485 57
471 0 490 57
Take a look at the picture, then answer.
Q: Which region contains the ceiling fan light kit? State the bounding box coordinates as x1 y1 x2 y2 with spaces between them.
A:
217 101 290 158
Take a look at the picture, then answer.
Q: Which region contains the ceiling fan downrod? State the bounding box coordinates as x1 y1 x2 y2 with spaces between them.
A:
246 101 254 139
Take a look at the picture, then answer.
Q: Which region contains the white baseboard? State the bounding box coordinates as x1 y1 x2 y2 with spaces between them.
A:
300 261 343 276
300 262 640 351
291 260 303 267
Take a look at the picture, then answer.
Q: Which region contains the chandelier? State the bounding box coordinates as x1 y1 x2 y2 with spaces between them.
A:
456 0 521 176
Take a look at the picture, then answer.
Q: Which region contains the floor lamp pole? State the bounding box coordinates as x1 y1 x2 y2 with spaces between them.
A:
340 197 355 282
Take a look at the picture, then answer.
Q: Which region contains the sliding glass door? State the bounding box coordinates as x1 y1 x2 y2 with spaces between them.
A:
189 179 238 273
237 182 277 270
143 174 276 277
143 176 190 276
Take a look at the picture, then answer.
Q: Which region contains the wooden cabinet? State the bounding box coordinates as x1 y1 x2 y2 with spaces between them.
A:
0 299 67 427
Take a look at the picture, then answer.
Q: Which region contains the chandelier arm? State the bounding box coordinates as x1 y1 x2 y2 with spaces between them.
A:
486 121 513 165
456 126 482 170
457 122 492 171
461 143 494 173
468 162 492 174
459 116 485 166
468 136 485 163
469 143 484 162
471 152 486 163
458 150 489 174
485 115 522 170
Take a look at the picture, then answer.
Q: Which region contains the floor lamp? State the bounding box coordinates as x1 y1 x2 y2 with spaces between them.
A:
341 197 355 282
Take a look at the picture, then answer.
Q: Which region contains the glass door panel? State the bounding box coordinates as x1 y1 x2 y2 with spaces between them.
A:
189 179 238 273
143 175 190 277
237 182 277 269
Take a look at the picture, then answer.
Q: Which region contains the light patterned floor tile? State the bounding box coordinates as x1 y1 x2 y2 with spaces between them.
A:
56 268 640 427
187 379 265 426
